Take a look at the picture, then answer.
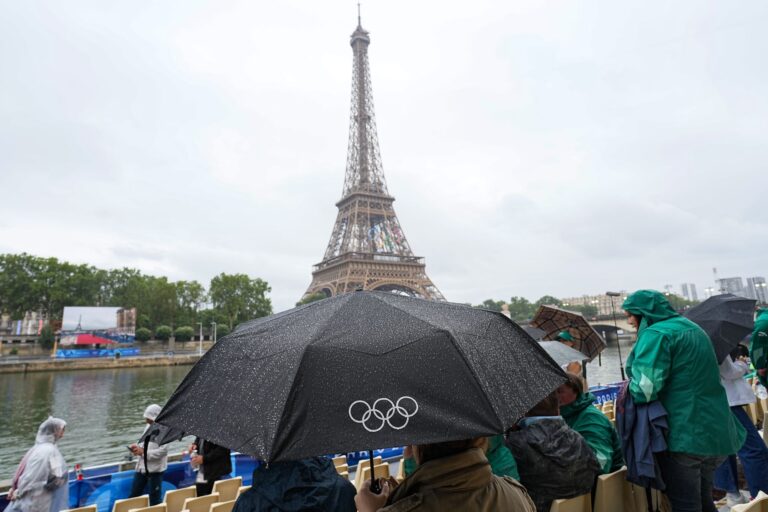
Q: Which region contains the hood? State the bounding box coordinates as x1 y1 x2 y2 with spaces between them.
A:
757 308 768 321
517 418 580 468
556 331 574 341
391 447 492 499
560 392 596 421
248 457 345 511
622 290 678 330
144 404 162 421
35 416 66 444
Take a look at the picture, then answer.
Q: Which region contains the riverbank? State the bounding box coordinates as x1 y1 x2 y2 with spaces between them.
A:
0 353 200 374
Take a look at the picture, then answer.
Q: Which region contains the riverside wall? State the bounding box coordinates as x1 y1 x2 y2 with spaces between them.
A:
0 354 200 374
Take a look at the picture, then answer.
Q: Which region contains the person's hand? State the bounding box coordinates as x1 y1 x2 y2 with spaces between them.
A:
188 443 197 453
354 479 390 512
130 444 144 456
191 455 203 466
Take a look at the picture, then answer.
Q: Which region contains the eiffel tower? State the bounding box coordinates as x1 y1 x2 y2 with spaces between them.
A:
304 13 444 301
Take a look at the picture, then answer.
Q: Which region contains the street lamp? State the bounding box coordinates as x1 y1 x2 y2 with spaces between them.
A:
197 323 203 356
606 291 626 380
211 322 217 345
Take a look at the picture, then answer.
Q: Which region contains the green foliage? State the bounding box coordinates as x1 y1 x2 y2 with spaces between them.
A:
215 323 230 338
174 326 194 342
155 325 172 341
0 253 273 335
9 347 18 355
209 273 273 329
39 324 55 350
135 327 152 342
475 299 504 312
535 295 562 307
296 292 328 307
507 296 536 322
666 293 699 312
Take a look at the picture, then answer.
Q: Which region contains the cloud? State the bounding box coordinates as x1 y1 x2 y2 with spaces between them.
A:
1 0 766 312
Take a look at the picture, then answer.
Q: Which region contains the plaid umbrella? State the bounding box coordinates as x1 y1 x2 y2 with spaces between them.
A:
530 305 607 361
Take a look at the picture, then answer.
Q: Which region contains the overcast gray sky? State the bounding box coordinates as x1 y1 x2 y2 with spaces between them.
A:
2 1 767 312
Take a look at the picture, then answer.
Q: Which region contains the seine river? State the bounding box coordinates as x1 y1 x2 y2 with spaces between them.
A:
0 345 630 480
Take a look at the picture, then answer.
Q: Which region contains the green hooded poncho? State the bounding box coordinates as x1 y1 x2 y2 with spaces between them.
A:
623 290 744 456
750 308 768 387
560 392 624 474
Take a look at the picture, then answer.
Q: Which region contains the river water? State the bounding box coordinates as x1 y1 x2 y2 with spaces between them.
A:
0 343 632 480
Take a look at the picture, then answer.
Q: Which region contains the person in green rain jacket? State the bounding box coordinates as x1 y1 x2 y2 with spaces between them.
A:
623 290 745 512
557 373 623 474
750 308 768 387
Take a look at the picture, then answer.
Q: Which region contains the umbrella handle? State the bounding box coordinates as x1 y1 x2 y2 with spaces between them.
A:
369 449 381 494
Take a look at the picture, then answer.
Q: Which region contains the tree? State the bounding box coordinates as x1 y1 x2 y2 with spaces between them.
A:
296 292 328 307
215 323 231 338
39 324 55 350
174 326 194 342
209 273 272 329
535 295 562 308
507 296 536 322
666 293 698 312
155 325 172 341
176 281 207 327
135 327 152 342
475 299 504 312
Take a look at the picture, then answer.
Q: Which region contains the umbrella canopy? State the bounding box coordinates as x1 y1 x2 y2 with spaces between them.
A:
530 305 607 361
154 291 565 463
522 325 546 340
538 341 588 367
684 294 756 363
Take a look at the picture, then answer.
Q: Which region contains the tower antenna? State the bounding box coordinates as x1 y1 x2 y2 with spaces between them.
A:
357 1 361 26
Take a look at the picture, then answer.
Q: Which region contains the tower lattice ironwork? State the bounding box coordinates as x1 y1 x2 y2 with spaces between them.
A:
304 16 444 301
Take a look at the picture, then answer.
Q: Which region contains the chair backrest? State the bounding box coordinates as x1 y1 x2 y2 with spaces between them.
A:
747 402 760 425
237 486 250 496
212 477 242 502
338 470 349 479
594 467 625 512
549 493 592 512
113 496 150 512
353 456 383 489
182 493 219 512
129 505 168 512
356 463 391 491
210 501 235 512
63 506 98 512
395 457 406 483
164 486 197 512
335 463 348 474
332 456 347 467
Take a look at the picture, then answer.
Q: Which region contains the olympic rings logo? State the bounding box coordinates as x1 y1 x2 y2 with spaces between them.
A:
348 396 419 433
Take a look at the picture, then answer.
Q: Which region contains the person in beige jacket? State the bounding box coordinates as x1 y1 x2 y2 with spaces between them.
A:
355 439 535 512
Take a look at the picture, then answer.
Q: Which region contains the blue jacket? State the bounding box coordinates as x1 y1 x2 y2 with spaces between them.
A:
233 457 356 512
616 382 669 489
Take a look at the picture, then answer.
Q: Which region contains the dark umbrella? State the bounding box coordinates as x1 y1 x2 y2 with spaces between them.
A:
684 294 756 363
154 291 565 467
530 305 607 361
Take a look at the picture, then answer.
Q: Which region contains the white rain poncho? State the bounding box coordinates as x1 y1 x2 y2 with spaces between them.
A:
7 417 69 512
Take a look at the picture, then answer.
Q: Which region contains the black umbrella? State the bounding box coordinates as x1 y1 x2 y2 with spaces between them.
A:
684 294 756 363
154 291 565 466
